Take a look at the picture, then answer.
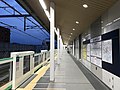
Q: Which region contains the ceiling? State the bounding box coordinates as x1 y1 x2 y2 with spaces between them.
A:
17 0 118 44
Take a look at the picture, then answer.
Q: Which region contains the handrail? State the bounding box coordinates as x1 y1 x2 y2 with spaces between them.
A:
0 50 58 90
0 57 13 61
0 50 51 62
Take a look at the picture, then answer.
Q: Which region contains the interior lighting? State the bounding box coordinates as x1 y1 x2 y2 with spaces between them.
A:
45 10 50 18
39 0 50 20
83 4 88 8
76 21 79 24
39 0 47 10
73 28 75 31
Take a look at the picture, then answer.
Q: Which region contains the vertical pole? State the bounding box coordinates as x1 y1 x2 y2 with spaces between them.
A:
24 17 26 31
50 2 55 81
60 36 62 58
73 40 75 56
12 55 16 90
9 62 12 81
57 28 60 64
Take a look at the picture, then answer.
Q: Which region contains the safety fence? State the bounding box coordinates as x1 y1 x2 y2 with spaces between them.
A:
0 50 57 90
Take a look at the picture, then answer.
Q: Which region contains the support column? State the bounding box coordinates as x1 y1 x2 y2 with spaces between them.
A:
73 40 75 56
50 2 55 81
60 35 63 58
57 28 60 64
9 62 12 81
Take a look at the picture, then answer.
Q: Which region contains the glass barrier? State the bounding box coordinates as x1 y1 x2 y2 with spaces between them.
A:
0 58 13 89
0 50 57 90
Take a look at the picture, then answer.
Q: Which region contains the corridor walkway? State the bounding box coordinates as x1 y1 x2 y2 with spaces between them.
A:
33 50 96 90
54 50 95 90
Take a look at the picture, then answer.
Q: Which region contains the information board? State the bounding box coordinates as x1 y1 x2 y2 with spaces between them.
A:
87 44 90 61
91 56 102 67
82 45 87 60
102 39 112 64
91 42 101 58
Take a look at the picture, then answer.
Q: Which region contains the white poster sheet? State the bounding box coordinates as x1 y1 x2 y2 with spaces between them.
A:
102 39 112 64
87 44 90 61
91 56 102 67
91 42 101 58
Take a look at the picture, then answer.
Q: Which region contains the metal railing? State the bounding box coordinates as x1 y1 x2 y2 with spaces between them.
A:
0 50 55 90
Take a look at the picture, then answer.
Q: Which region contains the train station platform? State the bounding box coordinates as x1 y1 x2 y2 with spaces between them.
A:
1 0 120 90
17 50 110 90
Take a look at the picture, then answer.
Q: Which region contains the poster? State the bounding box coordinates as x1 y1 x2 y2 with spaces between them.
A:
82 45 87 60
87 44 90 61
91 56 102 67
91 42 101 58
102 40 112 64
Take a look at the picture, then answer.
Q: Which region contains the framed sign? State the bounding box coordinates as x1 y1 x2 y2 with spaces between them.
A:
102 39 112 64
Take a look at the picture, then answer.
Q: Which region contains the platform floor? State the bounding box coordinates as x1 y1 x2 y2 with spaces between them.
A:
16 50 111 90
33 50 96 90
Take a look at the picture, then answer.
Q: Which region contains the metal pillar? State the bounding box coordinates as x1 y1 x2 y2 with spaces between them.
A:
9 62 12 81
50 2 55 81
73 40 75 56
60 35 63 58
57 28 60 64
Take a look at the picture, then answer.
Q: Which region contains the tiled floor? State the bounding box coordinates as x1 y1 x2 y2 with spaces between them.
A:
34 50 95 90
55 51 95 90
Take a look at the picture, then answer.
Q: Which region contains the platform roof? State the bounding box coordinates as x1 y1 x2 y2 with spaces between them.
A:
16 0 118 44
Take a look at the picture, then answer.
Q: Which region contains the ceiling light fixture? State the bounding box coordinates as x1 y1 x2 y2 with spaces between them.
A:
73 28 75 31
71 33 73 35
76 21 79 24
45 10 50 18
39 0 47 10
83 4 88 8
39 0 50 20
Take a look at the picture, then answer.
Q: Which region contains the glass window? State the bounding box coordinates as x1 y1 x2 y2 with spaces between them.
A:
23 55 30 74
0 63 10 87
34 56 39 67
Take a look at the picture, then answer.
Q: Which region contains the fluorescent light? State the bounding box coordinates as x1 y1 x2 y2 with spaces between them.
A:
73 28 75 31
76 21 79 24
39 0 50 20
39 0 47 10
45 10 50 18
71 33 73 35
83 4 88 8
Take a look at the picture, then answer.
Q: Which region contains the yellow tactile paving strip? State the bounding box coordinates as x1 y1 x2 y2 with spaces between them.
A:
16 55 58 90
17 64 50 90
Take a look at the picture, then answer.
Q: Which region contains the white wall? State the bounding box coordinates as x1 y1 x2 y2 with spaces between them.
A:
102 0 120 34
75 0 120 90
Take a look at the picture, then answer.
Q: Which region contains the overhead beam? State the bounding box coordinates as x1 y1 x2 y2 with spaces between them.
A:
24 17 27 31
16 0 49 32
1 0 22 15
0 14 31 18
